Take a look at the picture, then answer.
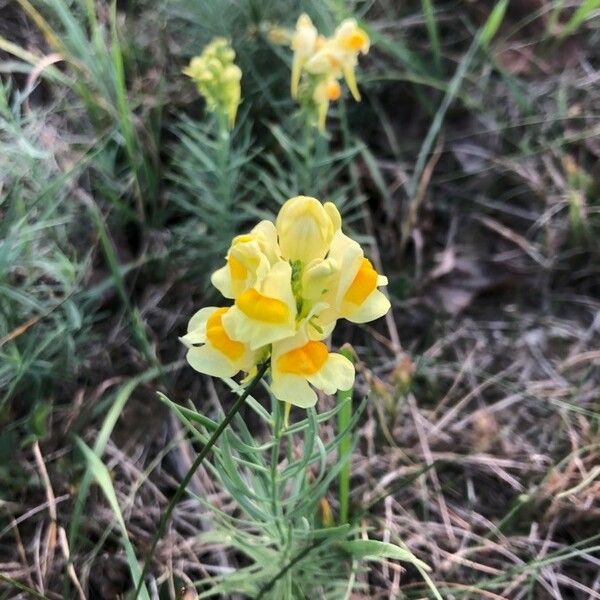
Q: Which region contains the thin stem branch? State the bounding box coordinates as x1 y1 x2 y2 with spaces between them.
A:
133 362 269 598
270 398 285 540
337 347 354 524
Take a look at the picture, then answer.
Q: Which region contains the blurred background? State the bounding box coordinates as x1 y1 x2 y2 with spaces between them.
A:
1 0 599 598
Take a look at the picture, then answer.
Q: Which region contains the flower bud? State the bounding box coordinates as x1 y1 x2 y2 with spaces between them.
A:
275 196 341 264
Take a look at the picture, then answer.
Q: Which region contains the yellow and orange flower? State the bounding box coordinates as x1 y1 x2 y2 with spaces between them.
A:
222 261 297 350
287 14 370 130
211 220 280 299
270 333 355 408
180 306 256 378
324 230 390 324
183 195 390 409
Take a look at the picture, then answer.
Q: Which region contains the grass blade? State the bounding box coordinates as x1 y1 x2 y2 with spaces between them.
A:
74 437 151 600
561 0 600 37
421 0 442 74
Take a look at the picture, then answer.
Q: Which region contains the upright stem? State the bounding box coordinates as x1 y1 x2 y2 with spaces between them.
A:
302 117 315 192
217 111 233 241
270 399 284 539
134 362 269 598
337 347 354 524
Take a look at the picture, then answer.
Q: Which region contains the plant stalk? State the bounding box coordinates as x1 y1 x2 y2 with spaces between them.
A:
337 347 354 524
134 361 269 598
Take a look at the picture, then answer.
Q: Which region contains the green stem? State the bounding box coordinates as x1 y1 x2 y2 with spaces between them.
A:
337 347 354 524
133 362 269 598
303 115 315 192
270 399 284 539
216 111 233 240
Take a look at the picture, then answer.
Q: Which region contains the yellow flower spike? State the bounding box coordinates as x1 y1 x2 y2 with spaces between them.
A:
291 14 318 98
270 332 355 408
223 64 242 128
222 261 297 350
275 196 341 263
180 307 256 378
211 220 280 299
183 38 242 129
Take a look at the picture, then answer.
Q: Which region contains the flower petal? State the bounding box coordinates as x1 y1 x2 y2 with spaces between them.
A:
222 305 295 350
186 345 241 378
346 289 390 324
307 352 355 395
179 307 218 346
211 264 234 299
270 373 318 408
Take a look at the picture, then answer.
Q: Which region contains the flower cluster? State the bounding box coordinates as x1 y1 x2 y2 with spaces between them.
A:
181 196 390 409
183 38 242 129
290 15 370 130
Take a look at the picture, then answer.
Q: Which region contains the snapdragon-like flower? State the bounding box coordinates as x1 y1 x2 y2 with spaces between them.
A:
183 195 391 409
222 261 298 350
183 38 242 128
211 220 280 299
287 14 370 130
290 14 319 98
275 195 341 263
271 332 354 408
180 306 256 378
323 230 390 324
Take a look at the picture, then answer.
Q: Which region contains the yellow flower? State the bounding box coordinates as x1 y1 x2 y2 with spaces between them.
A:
222 261 297 350
270 332 355 407
334 18 370 55
291 14 319 98
275 196 341 264
183 38 242 128
332 19 369 101
180 307 256 377
323 231 390 324
313 77 342 131
211 220 280 299
303 19 369 102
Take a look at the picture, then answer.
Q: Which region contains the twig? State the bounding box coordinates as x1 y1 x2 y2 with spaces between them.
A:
407 394 457 548
32 442 57 588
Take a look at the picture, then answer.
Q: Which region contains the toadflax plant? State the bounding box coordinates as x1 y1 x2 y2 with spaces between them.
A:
136 196 437 598
135 22 439 599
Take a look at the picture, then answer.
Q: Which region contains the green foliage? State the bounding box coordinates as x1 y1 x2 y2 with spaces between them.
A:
17 0 163 224
0 81 92 414
162 386 432 599
167 115 257 277
560 0 600 38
